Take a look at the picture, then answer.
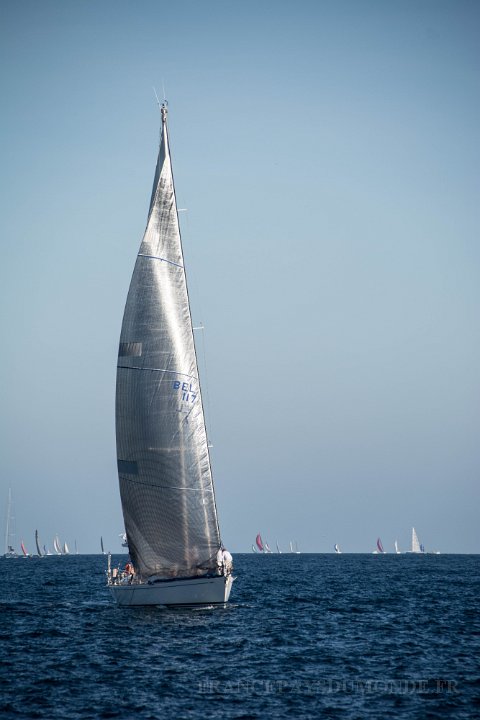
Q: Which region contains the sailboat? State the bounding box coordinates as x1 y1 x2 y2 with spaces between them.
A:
101 537 106 555
107 102 233 606
53 536 62 555
409 527 424 554
255 534 264 553
251 544 258 553
35 530 43 557
373 537 386 554
334 543 341 554
394 540 401 554
20 540 30 558
276 541 281 554
3 488 17 558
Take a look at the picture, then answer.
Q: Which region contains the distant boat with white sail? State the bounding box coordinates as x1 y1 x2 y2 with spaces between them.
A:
3 488 17 558
334 543 341 554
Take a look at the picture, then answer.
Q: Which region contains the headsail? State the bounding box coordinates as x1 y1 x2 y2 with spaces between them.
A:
376 537 385 553
115 103 221 579
255 534 264 552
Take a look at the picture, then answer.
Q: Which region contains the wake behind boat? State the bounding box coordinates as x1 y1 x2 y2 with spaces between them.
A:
108 102 233 606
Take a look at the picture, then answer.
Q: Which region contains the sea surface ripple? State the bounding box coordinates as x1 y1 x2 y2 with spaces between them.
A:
1 553 479 719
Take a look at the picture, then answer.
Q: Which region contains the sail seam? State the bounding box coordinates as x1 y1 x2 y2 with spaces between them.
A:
117 365 197 380
138 252 183 268
120 476 213 492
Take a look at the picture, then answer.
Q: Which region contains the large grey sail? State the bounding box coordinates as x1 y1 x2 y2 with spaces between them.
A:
116 105 221 579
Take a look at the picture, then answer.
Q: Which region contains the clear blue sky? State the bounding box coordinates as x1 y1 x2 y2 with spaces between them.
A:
1 0 478 554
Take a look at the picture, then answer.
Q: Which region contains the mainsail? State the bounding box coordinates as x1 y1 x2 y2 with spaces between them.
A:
115 104 221 580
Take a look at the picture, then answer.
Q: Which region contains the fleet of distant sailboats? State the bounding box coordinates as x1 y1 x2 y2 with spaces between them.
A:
2 488 131 558
250 527 440 555
253 534 300 554
3 489 441 560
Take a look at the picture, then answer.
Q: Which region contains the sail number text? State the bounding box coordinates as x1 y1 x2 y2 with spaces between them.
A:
173 380 197 403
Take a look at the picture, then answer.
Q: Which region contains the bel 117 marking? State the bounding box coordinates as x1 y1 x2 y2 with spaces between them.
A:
173 380 197 403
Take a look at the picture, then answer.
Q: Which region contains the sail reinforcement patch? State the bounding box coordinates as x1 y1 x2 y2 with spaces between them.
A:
117 460 138 475
119 342 142 357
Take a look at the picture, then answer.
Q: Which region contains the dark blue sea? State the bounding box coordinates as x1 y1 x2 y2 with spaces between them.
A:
1 553 479 719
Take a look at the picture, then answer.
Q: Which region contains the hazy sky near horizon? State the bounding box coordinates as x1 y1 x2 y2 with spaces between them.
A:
0 0 479 554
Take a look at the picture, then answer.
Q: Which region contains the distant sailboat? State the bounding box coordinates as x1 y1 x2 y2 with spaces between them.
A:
63 542 70 555
251 544 258 553
53 536 62 555
3 488 17 558
264 541 273 554
410 527 423 554
20 540 30 558
256 534 264 553
373 537 385 554
101 537 106 555
35 530 43 557
394 540 401 554
334 543 341 554
276 541 281 554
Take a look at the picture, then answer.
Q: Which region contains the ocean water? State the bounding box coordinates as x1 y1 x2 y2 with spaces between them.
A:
1 553 479 719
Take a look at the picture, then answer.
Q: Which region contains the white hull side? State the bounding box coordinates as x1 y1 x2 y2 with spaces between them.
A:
109 574 234 607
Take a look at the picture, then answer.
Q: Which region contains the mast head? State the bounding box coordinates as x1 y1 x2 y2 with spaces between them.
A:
161 100 168 124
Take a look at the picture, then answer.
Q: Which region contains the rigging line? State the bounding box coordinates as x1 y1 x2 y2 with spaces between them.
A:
117 366 198 380
200 323 214 445
152 86 161 108
180 209 215 447
138 252 184 268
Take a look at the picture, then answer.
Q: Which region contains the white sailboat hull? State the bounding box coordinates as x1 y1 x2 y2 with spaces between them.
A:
109 574 234 607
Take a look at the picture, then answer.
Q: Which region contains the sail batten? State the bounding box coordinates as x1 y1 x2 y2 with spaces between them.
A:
116 104 221 579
